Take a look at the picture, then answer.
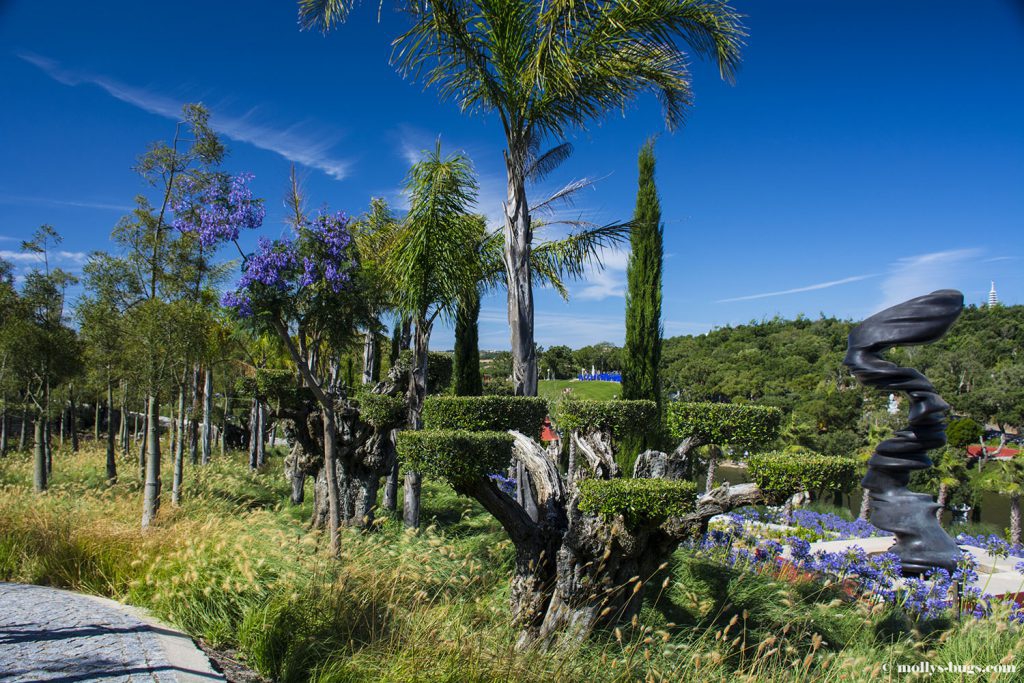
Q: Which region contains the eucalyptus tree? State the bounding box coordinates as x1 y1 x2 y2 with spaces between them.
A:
101 104 227 527
0 259 24 456
16 226 83 490
301 0 745 396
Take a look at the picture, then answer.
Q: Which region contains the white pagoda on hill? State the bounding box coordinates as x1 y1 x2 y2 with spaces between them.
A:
988 281 999 307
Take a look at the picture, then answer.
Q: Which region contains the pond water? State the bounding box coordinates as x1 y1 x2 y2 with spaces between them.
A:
717 463 1012 531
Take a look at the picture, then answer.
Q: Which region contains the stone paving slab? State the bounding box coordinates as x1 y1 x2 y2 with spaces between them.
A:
0 582 224 682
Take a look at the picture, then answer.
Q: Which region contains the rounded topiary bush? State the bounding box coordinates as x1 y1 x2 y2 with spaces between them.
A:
577 478 698 525
422 395 549 438
747 451 858 502
355 393 406 429
395 350 454 394
556 399 657 436
667 402 783 450
396 430 513 485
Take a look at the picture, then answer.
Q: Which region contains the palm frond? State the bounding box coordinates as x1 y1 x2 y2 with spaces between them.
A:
297 0 358 32
526 141 574 183
531 221 630 300
531 176 597 215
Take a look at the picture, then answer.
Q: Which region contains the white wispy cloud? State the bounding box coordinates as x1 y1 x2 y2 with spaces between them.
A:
20 52 351 180
0 249 87 265
879 248 983 308
717 274 878 303
0 194 132 212
572 247 630 301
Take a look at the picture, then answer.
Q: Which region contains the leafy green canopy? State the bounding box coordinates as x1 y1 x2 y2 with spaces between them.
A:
557 399 656 437
577 478 697 525
667 402 782 451
396 430 514 485
355 393 407 429
747 452 858 503
422 395 549 437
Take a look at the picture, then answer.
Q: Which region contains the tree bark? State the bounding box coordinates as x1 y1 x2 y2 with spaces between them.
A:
503 160 537 397
141 394 161 528
69 393 78 452
935 482 949 523
322 405 342 556
201 367 213 464
704 446 720 493
858 487 871 520
105 381 116 484
137 401 147 481
0 403 7 456
404 317 430 528
94 400 101 443
33 414 46 492
188 364 200 465
1010 493 1021 547
383 459 399 512
19 407 27 452
172 384 186 505
362 329 378 385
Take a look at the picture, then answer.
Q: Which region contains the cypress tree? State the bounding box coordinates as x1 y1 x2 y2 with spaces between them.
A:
453 288 483 395
622 139 663 406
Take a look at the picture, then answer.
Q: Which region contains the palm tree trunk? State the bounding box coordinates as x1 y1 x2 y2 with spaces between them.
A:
172 384 186 505
141 394 160 528
935 482 949 523
201 367 213 464
1010 493 1021 547
33 413 46 492
503 161 537 397
404 316 431 528
106 381 116 484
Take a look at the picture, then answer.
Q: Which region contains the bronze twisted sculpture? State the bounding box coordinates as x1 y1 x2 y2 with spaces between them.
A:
844 289 963 574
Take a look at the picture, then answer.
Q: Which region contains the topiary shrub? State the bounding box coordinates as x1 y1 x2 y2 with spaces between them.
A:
747 451 858 503
667 402 783 450
422 396 548 438
556 399 657 437
396 429 513 485
577 478 698 525
482 376 515 396
354 393 406 429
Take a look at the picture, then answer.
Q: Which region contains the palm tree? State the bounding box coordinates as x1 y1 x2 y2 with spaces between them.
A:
300 0 745 396
977 457 1024 546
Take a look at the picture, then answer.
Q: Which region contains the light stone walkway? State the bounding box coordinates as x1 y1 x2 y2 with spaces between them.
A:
0 583 224 682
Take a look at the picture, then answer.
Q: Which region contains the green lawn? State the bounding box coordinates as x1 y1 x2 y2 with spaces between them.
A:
538 379 621 402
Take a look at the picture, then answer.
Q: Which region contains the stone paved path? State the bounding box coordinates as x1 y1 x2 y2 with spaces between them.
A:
0 583 223 682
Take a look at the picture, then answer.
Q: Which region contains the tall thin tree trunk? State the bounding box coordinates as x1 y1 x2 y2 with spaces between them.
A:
201 367 213 464
220 394 228 457
323 406 342 556
248 398 259 470
59 403 66 450
19 406 27 452
168 404 176 457
105 381 116 484
141 394 161 528
137 402 147 481
403 317 431 528
172 384 186 505
33 414 46 492
44 418 52 476
858 487 871 520
94 399 101 442
69 393 78 452
362 329 378 385
0 402 7 456
935 482 949 523
256 402 266 468
1010 493 1021 547
189 364 200 465
504 166 537 397
383 458 399 512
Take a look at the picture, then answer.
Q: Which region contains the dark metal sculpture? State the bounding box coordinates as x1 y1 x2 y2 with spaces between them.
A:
844 290 963 574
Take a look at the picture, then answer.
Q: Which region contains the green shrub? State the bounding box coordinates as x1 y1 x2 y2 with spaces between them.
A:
556 399 656 437
577 478 697 525
666 402 782 451
747 451 858 502
396 430 513 485
481 376 514 396
396 350 453 394
421 396 548 438
947 417 983 448
355 393 406 429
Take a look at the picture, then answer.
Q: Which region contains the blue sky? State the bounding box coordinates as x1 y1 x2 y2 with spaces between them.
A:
1 0 1021 350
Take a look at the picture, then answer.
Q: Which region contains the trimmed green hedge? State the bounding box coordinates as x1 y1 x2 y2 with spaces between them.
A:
666 402 782 451
355 393 406 429
396 430 513 485
556 399 656 436
747 451 858 502
577 478 698 525
422 396 548 438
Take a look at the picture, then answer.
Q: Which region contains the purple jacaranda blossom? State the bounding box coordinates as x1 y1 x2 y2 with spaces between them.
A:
173 173 265 247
